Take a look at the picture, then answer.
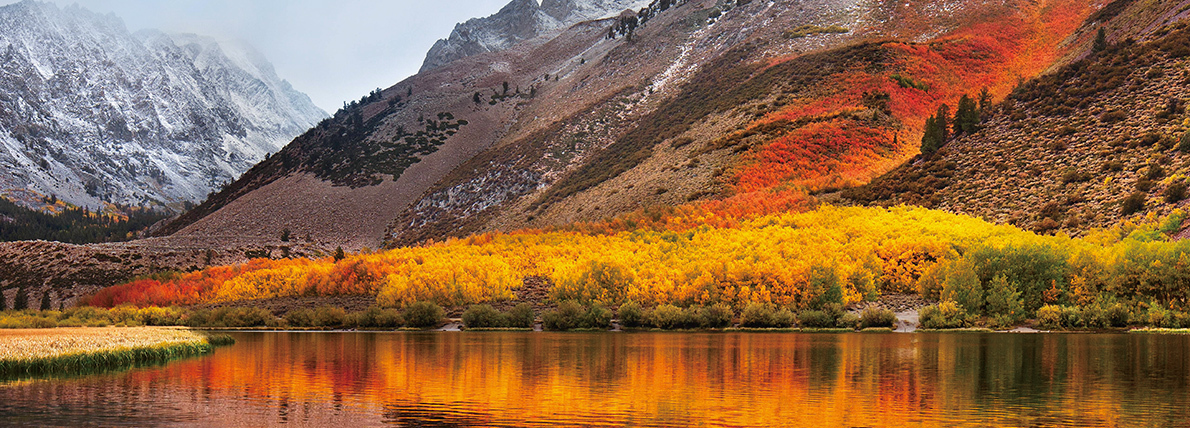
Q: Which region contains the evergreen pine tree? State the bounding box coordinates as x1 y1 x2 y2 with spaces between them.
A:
978 87 992 119
935 103 951 142
0 288 6 311
12 287 28 311
985 274 1024 321
1093 27 1108 53
39 291 51 311
334 246 346 262
921 115 941 155
954 94 979 135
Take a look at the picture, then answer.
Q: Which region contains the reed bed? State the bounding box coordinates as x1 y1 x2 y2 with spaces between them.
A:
0 327 234 379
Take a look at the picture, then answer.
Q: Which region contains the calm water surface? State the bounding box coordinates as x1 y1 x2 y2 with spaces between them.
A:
1 331 1189 427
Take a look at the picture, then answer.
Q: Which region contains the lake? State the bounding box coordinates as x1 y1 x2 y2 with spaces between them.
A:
0 331 1188 427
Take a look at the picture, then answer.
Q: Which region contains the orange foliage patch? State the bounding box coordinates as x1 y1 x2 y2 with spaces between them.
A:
736 119 895 192
731 0 1095 193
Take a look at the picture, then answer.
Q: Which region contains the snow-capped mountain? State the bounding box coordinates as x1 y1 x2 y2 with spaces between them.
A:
0 0 326 210
419 0 651 72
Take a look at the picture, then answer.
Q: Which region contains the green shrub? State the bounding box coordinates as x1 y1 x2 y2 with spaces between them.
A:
1079 298 1130 329
135 306 186 326
859 307 896 328
739 302 795 328
1146 303 1175 328
941 259 984 315
543 301 584 331
617 301 648 328
58 306 113 327
1138 133 1162 147
543 301 611 331
797 310 836 328
107 305 143 326
1147 165 1167 182
1121 192 1146 215
285 306 347 328
347 307 404 328
1105 302 1131 327
462 304 506 328
838 313 861 329
1059 305 1083 328
1081 304 1108 328
808 265 844 309
919 300 969 329
403 301 445 328
1165 181 1187 204
1036 305 1063 329
984 274 1024 321
1173 311 1190 328
649 304 696 329
0 313 57 328
1031 305 1086 329
966 244 1067 312
188 307 276 328
506 303 535 328
583 305 613 330
697 303 734 328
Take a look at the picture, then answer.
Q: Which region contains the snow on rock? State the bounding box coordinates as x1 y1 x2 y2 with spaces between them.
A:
0 0 326 211
420 0 651 72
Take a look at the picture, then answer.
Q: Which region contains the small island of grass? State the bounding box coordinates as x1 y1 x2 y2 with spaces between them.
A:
0 327 234 380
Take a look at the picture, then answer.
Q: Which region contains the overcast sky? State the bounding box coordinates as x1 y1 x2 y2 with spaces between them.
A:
18 0 514 113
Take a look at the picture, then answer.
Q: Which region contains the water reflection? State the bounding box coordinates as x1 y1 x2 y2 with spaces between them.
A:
1 332 1188 427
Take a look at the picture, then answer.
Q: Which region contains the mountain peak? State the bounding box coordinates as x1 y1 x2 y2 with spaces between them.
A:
0 1 326 210
419 0 648 72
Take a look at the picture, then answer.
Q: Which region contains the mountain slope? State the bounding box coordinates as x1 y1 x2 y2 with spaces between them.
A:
0 1 326 211
157 0 1102 251
388 0 1101 246
9 0 1169 308
845 0 1190 235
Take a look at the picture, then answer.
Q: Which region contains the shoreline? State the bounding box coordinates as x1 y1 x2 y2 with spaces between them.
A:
192 325 1177 334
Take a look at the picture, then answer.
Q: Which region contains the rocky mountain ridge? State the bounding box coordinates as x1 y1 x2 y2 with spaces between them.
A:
160 0 890 249
0 0 326 211
420 0 652 72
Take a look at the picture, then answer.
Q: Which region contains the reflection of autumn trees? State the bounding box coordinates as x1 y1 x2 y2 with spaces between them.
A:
78 332 1189 426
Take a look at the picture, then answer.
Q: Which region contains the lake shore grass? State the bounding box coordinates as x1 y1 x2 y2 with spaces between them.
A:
0 327 233 380
1129 328 1190 334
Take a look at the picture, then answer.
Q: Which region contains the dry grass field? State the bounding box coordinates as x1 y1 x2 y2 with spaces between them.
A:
0 327 232 379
